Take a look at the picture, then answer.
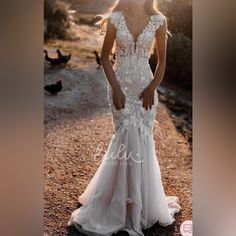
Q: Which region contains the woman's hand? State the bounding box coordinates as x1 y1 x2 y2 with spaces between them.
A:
112 87 126 110
139 84 156 110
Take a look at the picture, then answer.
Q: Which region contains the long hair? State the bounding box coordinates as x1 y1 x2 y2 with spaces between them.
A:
96 0 170 54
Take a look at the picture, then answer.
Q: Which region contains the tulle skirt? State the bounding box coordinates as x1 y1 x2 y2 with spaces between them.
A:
68 124 181 236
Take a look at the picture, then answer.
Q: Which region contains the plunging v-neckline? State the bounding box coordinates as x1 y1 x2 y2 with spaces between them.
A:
121 11 153 52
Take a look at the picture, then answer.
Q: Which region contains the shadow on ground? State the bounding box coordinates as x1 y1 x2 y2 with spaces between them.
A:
67 220 179 236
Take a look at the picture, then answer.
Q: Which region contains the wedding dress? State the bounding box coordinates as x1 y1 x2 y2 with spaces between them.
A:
68 10 181 236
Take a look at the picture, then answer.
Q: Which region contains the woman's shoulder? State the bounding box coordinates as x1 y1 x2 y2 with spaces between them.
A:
110 10 123 19
109 10 123 17
151 13 167 29
151 13 166 22
108 10 123 27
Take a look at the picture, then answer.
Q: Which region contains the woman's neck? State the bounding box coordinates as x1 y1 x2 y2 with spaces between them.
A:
124 3 147 19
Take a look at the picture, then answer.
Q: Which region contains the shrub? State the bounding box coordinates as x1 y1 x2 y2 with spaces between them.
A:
165 32 192 88
159 0 192 39
44 0 72 40
150 32 192 89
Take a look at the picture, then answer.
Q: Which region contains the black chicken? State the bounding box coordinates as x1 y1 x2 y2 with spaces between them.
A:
44 80 62 95
93 50 101 69
44 49 62 66
56 49 71 64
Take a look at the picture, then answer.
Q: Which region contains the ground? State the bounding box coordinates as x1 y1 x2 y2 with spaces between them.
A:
44 24 192 236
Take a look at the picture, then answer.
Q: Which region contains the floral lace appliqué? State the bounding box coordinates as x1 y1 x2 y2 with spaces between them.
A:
107 11 164 140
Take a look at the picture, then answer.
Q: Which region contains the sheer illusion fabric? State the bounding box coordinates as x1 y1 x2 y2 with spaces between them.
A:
68 10 181 236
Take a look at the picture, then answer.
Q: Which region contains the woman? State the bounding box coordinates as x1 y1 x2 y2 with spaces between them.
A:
68 0 181 235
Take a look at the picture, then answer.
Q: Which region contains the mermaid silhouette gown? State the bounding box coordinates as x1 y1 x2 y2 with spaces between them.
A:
68 11 181 236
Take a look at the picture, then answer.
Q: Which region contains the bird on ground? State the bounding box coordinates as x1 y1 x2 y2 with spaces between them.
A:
93 50 101 69
44 80 62 95
44 49 63 66
56 49 71 64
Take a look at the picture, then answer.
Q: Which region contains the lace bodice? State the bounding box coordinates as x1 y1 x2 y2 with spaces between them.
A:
106 11 166 142
109 10 166 61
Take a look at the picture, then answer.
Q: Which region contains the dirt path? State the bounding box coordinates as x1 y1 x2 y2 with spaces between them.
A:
44 24 192 236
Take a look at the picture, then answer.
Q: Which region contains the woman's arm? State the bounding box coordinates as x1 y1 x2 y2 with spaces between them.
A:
100 18 125 110
139 18 167 110
149 17 167 90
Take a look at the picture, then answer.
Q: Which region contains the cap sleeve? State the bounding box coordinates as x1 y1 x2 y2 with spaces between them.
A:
152 14 166 32
108 11 122 29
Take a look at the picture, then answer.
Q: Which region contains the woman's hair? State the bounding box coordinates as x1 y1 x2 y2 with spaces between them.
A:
97 0 170 54
99 0 162 32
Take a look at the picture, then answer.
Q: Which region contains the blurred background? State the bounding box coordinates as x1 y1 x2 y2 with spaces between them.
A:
44 1 192 235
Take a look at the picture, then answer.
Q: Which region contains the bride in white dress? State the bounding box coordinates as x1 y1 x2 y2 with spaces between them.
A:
68 0 181 235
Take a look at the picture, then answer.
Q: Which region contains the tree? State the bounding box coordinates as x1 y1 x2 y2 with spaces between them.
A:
44 0 72 40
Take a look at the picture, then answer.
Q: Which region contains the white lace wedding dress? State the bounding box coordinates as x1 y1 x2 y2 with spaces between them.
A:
68 10 181 236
